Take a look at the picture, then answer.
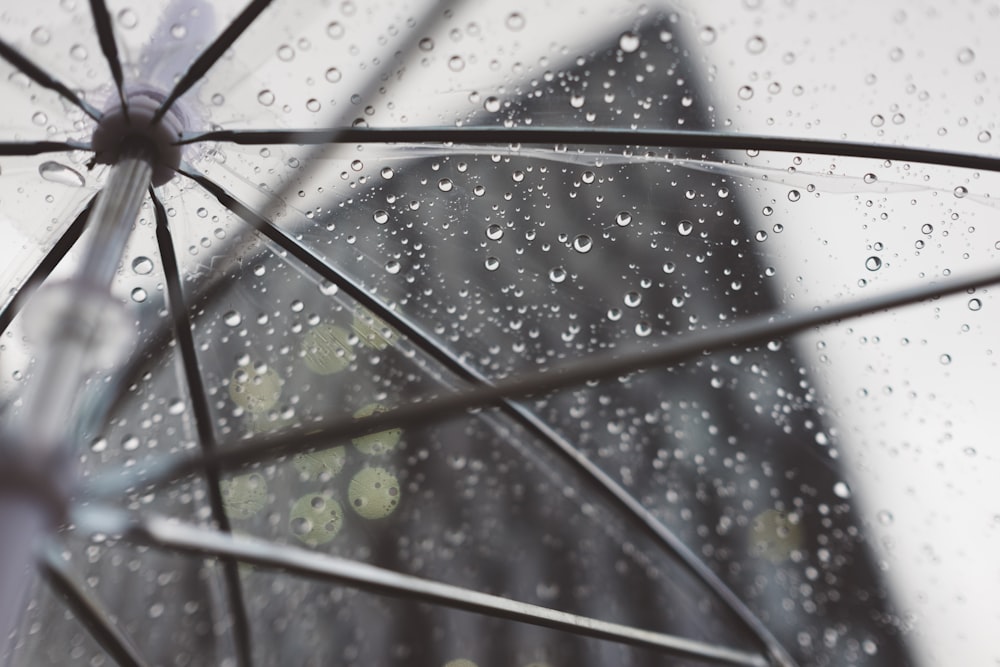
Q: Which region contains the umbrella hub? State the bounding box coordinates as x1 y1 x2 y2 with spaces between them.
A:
91 91 186 186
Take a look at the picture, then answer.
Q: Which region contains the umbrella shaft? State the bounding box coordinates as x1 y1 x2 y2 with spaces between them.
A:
0 500 47 663
0 143 154 662
81 141 154 289
18 142 154 448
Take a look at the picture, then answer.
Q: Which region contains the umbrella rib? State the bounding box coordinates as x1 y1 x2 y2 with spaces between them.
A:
39 547 148 667
151 193 255 667
151 0 274 125
177 164 798 667
0 197 94 334
0 140 90 156
128 263 1000 489
179 126 1000 173
87 0 129 114
122 514 768 667
0 37 101 120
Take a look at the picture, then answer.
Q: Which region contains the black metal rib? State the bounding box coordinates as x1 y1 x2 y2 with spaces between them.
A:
0 37 100 120
0 140 89 155
178 126 1000 174
177 164 797 666
132 262 1000 488
40 547 147 667
151 0 273 125
88 0 128 114
129 516 768 667
0 198 93 334
151 193 253 667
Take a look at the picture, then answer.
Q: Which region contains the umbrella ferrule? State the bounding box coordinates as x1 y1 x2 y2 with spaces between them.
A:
91 91 186 186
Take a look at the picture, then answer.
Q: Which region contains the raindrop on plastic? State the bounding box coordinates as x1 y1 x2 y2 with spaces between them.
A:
619 31 639 53
38 161 85 187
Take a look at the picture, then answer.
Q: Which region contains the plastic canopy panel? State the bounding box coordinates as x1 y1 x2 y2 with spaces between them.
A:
0 2 996 667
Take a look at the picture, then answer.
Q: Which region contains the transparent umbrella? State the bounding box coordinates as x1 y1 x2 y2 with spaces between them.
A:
0 2 997 667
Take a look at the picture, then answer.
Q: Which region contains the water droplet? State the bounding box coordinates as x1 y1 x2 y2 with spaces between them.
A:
865 256 882 271
257 90 275 106
277 44 295 61
581 171 595 184
876 510 893 525
223 310 243 327
957 47 975 64
619 31 640 53
484 96 501 113
754 230 768 242
485 224 504 240
968 297 982 311
306 98 321 112
448 55 465 71
122 434 139 451
130 287 147 303
31 27 51 45
373 210 388 225
737 85 754 100
677 220 693 236
662 261 676 274
128 257 153 277
699 26 717 44
921 223 934 234
746 35 766 54
939 353 952 365
484 256 500 271
325 67 342 83
954 185 968 198
569 93 585 109
548 267 567 284
385 260 401 275
635 321 652 337
505 12 525 31
32 111 48 126
69 44 88 60
863 172 878 184
572 234 592 253
615 211 632 227
438 178 454 192
624 291 642 308
380 167 394 179
38 161 84 187
871 114 885 127
787 189 801 202
978 130 992 143
833 481 851 499
418 37 434 51
326 21 345 39
90 437 107 453
168 398 185 415
116 8 137 29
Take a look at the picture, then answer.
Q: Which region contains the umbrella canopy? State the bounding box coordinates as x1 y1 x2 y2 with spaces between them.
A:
0 1 997 666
